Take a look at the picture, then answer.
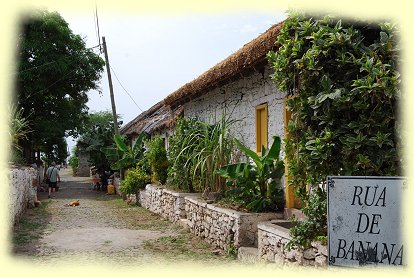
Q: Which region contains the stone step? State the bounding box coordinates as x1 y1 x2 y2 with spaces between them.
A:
238 247 260 263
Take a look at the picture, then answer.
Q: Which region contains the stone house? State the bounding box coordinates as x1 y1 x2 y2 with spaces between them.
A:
120 20 301 215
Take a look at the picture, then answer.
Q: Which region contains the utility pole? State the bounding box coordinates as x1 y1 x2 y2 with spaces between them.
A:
102 36 119 135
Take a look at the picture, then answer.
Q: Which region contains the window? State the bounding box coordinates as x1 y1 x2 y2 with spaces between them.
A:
256 103 268 156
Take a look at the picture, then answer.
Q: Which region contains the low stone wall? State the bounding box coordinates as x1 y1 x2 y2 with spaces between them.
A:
258 220 328 267
185 195 280 250
138 184 198 223
8 166 37 226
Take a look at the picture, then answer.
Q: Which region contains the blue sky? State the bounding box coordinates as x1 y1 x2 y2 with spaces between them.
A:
58 10 287 151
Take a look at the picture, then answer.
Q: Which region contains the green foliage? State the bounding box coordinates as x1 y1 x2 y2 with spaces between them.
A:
68 147 79 176
216 136 285 212
102 132 147 171
226 240 238 259
8 104 32 164
119 165 151 195
146 137 168 184
167 117 203 192
16 10 105 162
167 115 237 193
76 111 119 172
267 12 401 246
286 188 327 249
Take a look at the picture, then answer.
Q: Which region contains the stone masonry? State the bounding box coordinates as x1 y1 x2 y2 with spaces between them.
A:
9 166 37 226
139 184 198 223
183 65 286 156
185 195 279 250
258 220 328 267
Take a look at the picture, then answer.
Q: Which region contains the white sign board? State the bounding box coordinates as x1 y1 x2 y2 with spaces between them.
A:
328 176 406 267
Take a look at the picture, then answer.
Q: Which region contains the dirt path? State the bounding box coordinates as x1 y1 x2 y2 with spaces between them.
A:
12 168 234 266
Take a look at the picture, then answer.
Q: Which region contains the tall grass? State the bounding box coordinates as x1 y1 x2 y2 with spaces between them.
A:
167 114 238 193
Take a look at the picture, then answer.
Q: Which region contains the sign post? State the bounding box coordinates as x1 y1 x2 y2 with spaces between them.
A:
328 176 406 267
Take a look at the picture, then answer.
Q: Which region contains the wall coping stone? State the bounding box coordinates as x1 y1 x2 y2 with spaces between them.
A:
185 195 279 219
258 220 292 240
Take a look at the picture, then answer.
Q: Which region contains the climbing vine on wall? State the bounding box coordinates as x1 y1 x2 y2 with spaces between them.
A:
267 12 401 247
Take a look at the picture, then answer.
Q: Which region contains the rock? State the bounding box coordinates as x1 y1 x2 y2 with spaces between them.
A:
303 248 316 260
274 253 285 264
311 241 328 256
315 255 328 267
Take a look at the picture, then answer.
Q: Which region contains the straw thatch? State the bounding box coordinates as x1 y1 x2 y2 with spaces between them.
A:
163 21 284 107
121 21 284 137
120 101 183 137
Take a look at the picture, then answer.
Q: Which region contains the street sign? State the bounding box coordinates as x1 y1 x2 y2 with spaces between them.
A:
327 176 406 267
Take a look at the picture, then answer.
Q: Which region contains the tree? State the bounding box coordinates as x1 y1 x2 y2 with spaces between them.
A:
15 10 105 163
76 111 120 172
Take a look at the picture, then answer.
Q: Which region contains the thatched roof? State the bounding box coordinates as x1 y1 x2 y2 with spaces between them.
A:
163 21 284 107
120 21 284 136
120 101 183 137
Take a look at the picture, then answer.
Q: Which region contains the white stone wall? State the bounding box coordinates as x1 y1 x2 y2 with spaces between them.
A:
138 184 197 223
183 65 286 154
258 221 328 267
8 166 37 226
185 195 279 250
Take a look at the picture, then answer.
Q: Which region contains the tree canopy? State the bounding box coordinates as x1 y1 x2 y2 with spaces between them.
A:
15 10 105 163
76 111 121 172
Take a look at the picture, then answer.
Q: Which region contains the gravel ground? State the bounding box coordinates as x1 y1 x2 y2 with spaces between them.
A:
11 168 235 267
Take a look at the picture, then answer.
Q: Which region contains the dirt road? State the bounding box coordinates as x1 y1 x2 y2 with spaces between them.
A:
12 168 233 266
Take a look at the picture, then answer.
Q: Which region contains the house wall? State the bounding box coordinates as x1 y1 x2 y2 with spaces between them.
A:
183 65 286 155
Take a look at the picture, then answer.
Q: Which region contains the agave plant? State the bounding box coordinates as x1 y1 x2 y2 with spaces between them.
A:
216 136 285 212
9 105 31 161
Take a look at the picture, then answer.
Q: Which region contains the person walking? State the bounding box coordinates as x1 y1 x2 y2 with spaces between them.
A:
46 162 60 198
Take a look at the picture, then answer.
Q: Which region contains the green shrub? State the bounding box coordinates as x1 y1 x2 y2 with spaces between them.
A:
146 136 168 184
167 115 237 193
119 165 151 195
217 136 285 212
68 146 79 176
286 188 327 249
167 117 202 192
267 12 401 246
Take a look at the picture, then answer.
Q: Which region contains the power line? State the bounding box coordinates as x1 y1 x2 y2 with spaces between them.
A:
95 4 102 54
109 64 144 112
13 44 102 76
22 66 79 102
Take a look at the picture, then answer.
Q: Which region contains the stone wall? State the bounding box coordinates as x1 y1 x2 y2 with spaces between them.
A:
258 220 328 267
183 65 286 156
8 166 37 226
138 184 198 223
185 195 280 250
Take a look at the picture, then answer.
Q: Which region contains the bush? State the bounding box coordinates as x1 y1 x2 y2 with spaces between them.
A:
286 188 327 249
217 136 285 212
267 12 401 246
68 146 79 176
167 115 237 193
146 136 168 184
119 165 151 195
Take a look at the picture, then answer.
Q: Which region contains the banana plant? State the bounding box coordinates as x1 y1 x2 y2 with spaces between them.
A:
216 136 285 212
101 131 147 170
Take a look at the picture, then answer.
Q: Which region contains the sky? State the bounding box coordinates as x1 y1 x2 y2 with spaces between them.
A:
57 8 287 152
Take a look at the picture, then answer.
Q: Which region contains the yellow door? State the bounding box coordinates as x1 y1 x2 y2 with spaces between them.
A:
256 104 268 156
283 96 301 209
